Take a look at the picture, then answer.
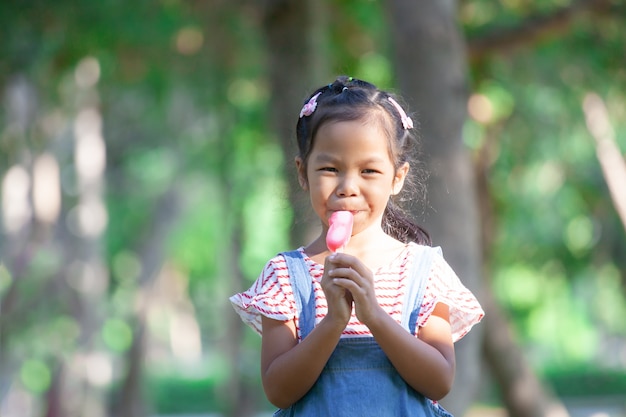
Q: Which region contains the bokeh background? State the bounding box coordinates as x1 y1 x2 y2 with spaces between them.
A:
1 1 625 416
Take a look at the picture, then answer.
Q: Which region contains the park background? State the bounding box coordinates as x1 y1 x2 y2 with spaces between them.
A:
1 0 625 416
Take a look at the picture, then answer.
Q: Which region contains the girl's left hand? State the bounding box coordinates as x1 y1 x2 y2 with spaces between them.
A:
326 253 384 326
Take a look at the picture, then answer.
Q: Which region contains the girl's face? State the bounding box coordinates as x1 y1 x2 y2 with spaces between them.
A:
296 119 408 236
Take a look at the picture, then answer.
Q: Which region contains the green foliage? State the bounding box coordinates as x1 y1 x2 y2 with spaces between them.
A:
145 371 275 415
102 319 134 352
20 360 52 394
546 367 626 397
327 0 394 87
168 178 224 279
148 375 219 414
468 2 626 381
1 0 626 415
0 263 12 296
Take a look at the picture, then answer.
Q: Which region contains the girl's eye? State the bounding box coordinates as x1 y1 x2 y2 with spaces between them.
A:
319 167 338 172
362 169 379 174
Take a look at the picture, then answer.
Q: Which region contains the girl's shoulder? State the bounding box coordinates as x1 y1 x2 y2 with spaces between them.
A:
404 242 444 266
229 248 311 336
261 247 308 271
261 247 324 280
405 242 454 273
408 243 485 341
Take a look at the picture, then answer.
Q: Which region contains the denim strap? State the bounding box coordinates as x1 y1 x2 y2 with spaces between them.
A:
283 246 440 339
282 250 316 340
400 246 441 335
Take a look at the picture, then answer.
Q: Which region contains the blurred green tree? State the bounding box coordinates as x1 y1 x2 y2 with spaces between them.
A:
0 1 625 417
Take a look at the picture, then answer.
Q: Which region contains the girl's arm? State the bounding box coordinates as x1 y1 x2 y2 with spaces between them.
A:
260 315 344 408
365 302 455 400
261 255 353 409
328 253 455 400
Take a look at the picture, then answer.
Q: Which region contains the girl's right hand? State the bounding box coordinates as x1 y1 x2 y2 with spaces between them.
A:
322 255 353 327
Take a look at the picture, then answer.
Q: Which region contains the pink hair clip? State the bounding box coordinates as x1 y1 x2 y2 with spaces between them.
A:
388 97 414 130
300 92 322 118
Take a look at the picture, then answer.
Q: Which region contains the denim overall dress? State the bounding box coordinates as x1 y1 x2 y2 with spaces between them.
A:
275 246 453 417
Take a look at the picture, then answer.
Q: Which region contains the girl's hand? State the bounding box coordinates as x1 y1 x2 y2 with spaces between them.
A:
322 255 353 327
325 253 383 326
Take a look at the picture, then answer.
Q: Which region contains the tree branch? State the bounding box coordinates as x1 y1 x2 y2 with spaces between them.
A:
467 0 613 61
582 92 626 233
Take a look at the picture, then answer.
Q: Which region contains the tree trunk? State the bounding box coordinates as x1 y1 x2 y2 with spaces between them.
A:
474 127 571 417
582 92 626 233
224 215 259 417
385 1 484 414
113 187 185 417
261 0 329 247
480 289 571 417
0 73 40 410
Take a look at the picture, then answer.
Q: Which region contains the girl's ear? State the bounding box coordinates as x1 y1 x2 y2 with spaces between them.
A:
295 157 308 190
391 162 409 195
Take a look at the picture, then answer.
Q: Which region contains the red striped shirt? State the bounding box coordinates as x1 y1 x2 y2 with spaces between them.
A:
230 243 484 342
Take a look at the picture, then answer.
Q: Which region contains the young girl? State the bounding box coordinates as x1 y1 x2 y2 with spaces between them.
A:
230 76 484 416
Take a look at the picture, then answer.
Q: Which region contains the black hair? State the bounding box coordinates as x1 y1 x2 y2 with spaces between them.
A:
296 76 431 245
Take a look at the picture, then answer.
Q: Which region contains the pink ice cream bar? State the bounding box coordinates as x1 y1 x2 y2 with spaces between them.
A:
326 211 354 253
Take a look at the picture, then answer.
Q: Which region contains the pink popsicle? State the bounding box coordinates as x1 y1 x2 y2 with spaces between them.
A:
326 211 354 253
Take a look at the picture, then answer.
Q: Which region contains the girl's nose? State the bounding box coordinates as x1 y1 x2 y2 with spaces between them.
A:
336 175 359 197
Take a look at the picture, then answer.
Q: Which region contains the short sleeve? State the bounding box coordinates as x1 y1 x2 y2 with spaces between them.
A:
229 255 296 336
417 252 484 342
